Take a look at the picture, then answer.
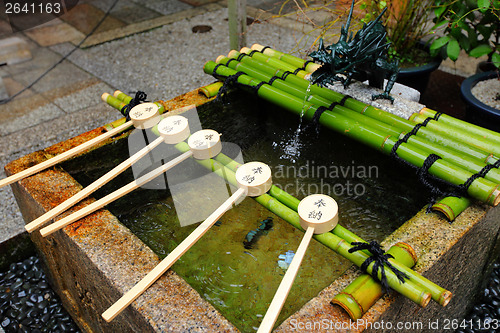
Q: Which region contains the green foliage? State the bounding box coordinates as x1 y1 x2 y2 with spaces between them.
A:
431 0 500 68
363 0 441 65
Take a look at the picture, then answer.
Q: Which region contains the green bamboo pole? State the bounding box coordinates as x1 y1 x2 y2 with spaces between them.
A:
218 54 500 185
102 93 127 110
417 108 500 145
199 82 224 98
112 91 166 115
234 49 500 165
206 61 500 206
109 92 452 306
239 47 310 79
251 43 321 73
411 113 500 157
432 196 472 221
113 90 133 104
332 242 417 320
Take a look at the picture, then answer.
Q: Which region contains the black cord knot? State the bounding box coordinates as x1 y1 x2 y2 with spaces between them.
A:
215 71 245 104
120 91 147 120
348 241 410 293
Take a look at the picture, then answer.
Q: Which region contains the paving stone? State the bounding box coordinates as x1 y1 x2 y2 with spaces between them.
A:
0 76 35 100
25 21 85 47
2 44 60 76
0 102 64 136
0 76 7 100
52 81 113 113
60 3 126 35
0 93 50 123
92 0 162 24
13 60 93 95
0 36 32 66
143 0 193 15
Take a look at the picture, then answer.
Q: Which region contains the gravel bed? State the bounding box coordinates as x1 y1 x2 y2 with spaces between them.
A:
0 256 79 333
471 78 500 110
456 261 500 333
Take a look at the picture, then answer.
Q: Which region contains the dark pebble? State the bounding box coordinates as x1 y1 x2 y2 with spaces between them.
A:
1 317 10 327
40 313 50 324
18 290 26 298
37 282 49 290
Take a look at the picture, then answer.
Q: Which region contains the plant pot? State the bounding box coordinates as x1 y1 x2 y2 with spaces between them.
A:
396 50 442 95
461 71 500 131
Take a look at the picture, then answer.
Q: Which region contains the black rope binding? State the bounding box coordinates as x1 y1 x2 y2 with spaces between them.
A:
306 95 353 133
389 112 500 216
120 91 147 121
348 241 410 293
213 66 246 104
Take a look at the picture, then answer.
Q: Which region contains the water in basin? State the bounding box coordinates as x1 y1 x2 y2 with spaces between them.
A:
61 90 429 331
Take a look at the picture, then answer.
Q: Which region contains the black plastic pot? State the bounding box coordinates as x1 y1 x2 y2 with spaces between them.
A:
461 71 500 131
396 54 442 95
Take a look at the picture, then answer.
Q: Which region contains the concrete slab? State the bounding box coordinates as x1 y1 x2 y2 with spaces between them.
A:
13 60 93 95
25 21 85 47
60 3 126 35
0 102 64 136
52 8 311 102
0 76 7 101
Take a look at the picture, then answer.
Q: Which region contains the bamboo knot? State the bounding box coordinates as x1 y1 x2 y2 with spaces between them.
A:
348 241 410 293
120 91 147 120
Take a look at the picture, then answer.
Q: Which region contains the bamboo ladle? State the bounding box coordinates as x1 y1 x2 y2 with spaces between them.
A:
39 128 223 237
101 161 273 322
0 93 147 189
258 194 339 333
25 103 173 233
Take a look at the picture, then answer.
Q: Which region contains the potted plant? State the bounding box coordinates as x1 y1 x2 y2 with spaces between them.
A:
277 0 444 95
430 0 500 130
361 0 443 93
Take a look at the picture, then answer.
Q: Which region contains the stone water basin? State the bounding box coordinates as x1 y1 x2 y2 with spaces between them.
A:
5 87 500 332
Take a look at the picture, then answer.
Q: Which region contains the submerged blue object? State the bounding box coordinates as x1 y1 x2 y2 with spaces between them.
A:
278 250 295 270
243 217 273 249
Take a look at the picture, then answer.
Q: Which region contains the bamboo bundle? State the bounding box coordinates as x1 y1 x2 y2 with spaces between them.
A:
204 61 500 206
217 54 500 186
106 92 452 308
332 242 417 320
417 108 500 145
237 48 500 165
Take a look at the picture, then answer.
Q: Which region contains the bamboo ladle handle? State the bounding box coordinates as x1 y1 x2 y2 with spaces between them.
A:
258 194 339 333
0 120 133 189
102 161 273 322
27 114 190 232
39 150 194 237
257 226 315 333
39 128 222 237
25 136 164 232
102 186 246 322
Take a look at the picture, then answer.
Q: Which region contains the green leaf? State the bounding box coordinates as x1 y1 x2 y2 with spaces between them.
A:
447 39 460 61
492 53 500 69
469 44 493 58
434 6 446 17
431 20 448 31
478 0 490 12
430 36 450 51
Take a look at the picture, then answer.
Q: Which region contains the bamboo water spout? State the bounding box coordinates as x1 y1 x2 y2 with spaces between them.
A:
204 61 500 206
